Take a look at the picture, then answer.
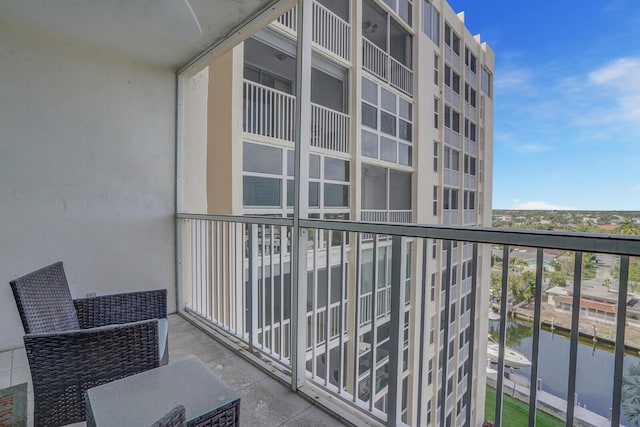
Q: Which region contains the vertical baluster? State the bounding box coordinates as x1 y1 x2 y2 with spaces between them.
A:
324 229 331 386
368 235 378 412
312 228 319 377
338 231 346 394
280 225 286 360
612 256 630 426
270 225 275 354
260 224 266 348
527 249 544 427
566 252 583 425
495 245 510 427
248 224 258 348
353 232 362 403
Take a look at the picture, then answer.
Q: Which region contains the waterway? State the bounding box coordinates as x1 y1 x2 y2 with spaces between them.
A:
489 319 640 426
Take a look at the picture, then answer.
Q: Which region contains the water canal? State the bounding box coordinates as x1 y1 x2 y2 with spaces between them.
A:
489 319 640 426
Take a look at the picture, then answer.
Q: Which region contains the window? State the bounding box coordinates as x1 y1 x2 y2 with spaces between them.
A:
428 359 433 385
464 155 476 176
430 316 435 344
422 0 440 45
464 190 476 210
433 142 438 172
444 22 460 55
434 98 440 129
450 302 456 323
433 185 438 215
464 83 477 108
434 53 439 85
362 164 412 213
481 66 493 98
443 187 459 210
444 105 460 133
444 64 460 94
443 147 460 171
464 119 477 142
430 273 436 301
432 240 437 259
362 77 413 165
465 46 477 73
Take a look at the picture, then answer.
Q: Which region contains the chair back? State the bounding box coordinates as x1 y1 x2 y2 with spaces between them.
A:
10 262 80 333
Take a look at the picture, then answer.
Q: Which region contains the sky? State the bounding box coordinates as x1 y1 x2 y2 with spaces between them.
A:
446 0 640 210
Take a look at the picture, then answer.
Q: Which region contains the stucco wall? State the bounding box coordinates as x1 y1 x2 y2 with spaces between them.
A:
0 21 176 350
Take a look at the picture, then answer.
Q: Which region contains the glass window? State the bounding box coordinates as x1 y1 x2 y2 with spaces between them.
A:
287 179 294 207
362 103 378 129
362 77 378 104
309 182 320 207
380 137 397 163
243 176 281 206
399 143 412 166
362 164 387 209
324 184 349 207
389 170 412 210
243 142 281 174
399 119 412 141
399 98 412 120
362 130 378 158
381 88 396 113
325 157 350 182
309 154 321 179
381 111 396 136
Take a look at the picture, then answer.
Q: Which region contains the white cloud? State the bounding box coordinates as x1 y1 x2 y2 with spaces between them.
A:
512 200 575 210
632 185 640 193
515 144 551 153
588 57 640 124
495 67 532 92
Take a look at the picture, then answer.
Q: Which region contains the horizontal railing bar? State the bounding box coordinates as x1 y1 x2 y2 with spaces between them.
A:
176 213 640 256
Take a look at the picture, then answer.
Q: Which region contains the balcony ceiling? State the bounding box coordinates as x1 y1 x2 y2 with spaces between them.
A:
0 0 295 71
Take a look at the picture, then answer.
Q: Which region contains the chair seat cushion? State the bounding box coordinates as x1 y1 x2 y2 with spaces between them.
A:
158 318 168 361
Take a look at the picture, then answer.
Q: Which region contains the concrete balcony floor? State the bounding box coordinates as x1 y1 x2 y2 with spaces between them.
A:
0 314 346 426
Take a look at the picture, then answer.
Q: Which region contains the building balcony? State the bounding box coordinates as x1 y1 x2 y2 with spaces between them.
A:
362 37 413 96
177 213 640 426
243 79 350 153
274 1 351 62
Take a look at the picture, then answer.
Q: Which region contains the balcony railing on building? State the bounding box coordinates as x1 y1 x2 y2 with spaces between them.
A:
243 79 350 153
275 2 351 62
362 38 413 96
177 213 640 426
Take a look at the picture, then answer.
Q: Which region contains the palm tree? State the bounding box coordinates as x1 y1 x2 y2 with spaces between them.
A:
622 363 640 425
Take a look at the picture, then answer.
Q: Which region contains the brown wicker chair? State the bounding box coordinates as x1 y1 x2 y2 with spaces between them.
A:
150 405 187 427
10 261 169 427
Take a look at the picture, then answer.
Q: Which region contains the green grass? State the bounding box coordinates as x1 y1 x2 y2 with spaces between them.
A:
484 386 564 427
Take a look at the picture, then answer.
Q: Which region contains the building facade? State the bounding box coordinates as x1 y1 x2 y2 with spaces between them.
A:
182 0 494 424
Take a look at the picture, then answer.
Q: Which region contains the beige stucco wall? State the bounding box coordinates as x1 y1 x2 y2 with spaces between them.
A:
206 47 243 215
0 20 176 350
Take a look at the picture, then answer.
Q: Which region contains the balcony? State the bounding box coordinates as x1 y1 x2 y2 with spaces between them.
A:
0 315 344 426
361 209 413 224
275 2 351 62
177 213 640 426
362 38 413 96
243 79 350 153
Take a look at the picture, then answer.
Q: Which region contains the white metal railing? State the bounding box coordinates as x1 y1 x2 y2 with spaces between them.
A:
464 209 476 225
444 128 461 149
177 213 640 427
311 103 350 153
312 1 350 60
362 37 387 81
444 168 460 187
361 209 412 223
464 138 477 156
464 174 477 189
243 80 295 142
276 7 297 31
275 2 351 61
362 37 413 96
445 86 461 110
389 57 413 95
445 46 461 71
244 80 349 152
465 102 478 121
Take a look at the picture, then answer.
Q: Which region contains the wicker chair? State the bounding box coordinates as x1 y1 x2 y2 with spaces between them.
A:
150 405 187 427
10 261 169 427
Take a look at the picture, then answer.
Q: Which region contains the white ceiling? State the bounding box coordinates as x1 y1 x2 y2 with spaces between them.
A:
0 0 295 71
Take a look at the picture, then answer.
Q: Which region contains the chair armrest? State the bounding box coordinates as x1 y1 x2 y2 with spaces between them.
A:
25 320 160 425
74 289 166 328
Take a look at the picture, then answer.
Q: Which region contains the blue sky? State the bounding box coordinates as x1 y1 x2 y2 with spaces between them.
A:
446 0 640 210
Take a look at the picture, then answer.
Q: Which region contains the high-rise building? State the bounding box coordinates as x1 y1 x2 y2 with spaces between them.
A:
181 0 494 424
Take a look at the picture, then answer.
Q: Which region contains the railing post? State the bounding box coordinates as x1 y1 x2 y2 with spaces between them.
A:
290 0 312 392
388 236 407 426
248 224 258 350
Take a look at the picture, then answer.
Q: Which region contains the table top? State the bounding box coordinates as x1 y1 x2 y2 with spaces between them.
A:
86 356 240 426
